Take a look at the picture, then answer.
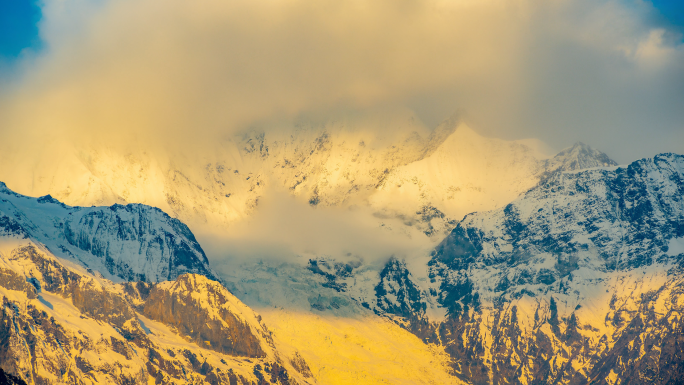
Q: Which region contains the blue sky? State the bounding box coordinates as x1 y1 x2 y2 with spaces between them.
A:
651 0 684 26
0 0 42 57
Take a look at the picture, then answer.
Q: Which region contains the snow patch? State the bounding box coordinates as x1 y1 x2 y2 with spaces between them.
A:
667 237 684 256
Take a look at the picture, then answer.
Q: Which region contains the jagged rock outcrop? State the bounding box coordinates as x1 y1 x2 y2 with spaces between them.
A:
0 182 216 283
142 274 267 358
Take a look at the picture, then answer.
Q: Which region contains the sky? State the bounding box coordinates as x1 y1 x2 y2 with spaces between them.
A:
0 0 42 57
651 0 684 27
0 0 683 163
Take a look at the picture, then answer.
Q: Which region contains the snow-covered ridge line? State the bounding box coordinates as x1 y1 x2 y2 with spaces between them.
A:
0 181 216 283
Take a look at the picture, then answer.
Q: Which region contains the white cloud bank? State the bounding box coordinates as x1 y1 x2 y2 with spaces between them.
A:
0 0 682 162
197 189 434 266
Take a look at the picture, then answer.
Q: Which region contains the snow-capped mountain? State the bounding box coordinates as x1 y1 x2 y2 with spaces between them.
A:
0 182 215 283
0 241 310 384
7 110 683 384
372 153 684 384
370 135 616 237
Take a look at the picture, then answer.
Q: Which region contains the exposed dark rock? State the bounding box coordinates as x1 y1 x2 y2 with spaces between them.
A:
307 258 362 292
288 352 312 379
0 367 27 385
0 269 37 299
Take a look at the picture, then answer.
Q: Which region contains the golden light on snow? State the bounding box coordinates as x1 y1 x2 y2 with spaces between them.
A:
256 308 464 385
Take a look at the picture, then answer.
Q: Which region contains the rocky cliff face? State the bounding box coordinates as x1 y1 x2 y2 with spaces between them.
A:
0 242 310 385
141 274 267 358
372 153 684 384
0 182 216 283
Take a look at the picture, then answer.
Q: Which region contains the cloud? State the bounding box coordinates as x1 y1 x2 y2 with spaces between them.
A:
0 0 682 162
0 0 682 273
195 189 434 266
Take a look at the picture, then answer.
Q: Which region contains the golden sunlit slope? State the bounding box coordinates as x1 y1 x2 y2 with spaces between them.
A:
257 308 464 385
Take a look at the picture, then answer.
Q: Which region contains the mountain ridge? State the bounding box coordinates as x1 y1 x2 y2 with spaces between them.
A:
3 124 656 385
0 181 217 283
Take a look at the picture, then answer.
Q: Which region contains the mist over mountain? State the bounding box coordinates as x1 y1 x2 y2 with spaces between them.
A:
0 172 462 384
0 117 614 267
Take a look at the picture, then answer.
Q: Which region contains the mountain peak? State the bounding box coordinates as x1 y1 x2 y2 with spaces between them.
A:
539 142 617 182
145 273 268 358
0 181 19 197
555 142 616 169
422 113 462 155
36 194 67 207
